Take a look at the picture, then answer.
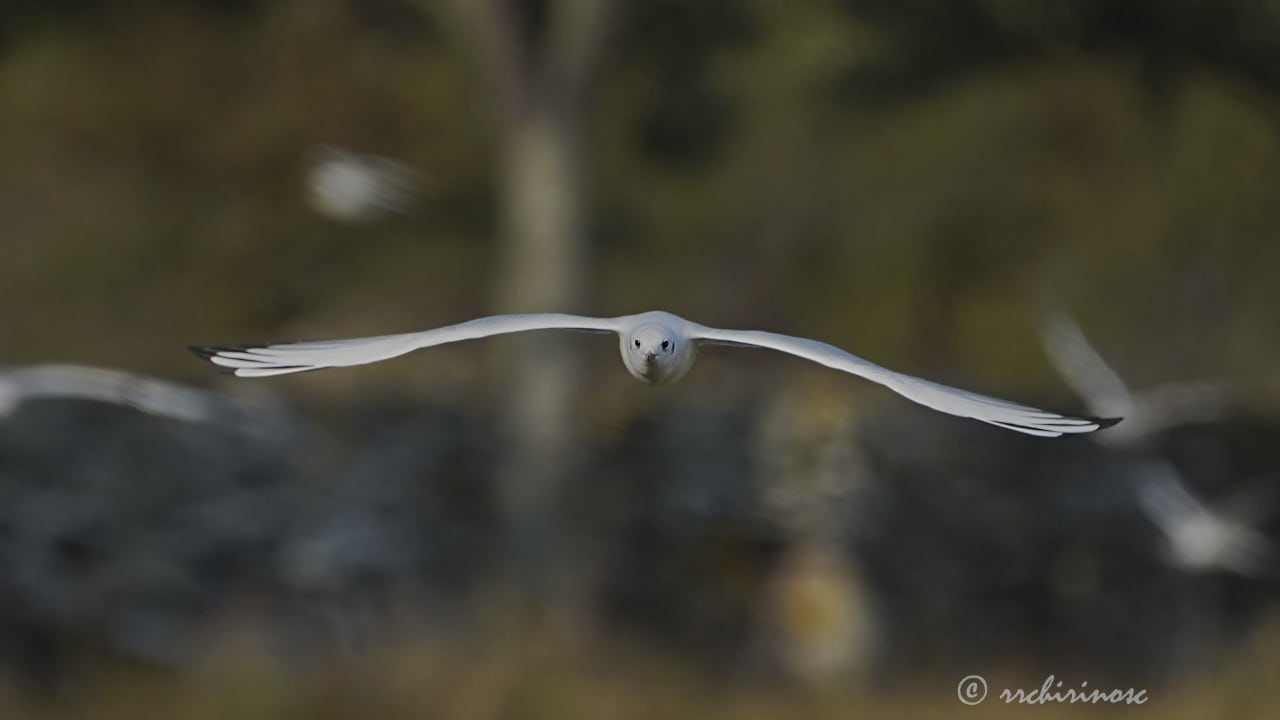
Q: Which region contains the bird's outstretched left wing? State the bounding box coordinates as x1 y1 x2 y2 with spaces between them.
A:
693 326 1119 437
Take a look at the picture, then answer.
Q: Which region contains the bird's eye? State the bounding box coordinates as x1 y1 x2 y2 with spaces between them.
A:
634 339 641 348
661 340 670 350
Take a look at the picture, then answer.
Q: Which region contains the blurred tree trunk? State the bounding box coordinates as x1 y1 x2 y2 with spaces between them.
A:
429 0 612 601
492 102 588 599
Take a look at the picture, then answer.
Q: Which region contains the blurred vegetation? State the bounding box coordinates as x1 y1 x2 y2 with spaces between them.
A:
2 0 1280 717
1 0 1277 394
5 613 1280 719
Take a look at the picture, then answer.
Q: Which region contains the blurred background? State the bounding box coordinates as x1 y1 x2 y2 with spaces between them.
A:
2 0 1279 717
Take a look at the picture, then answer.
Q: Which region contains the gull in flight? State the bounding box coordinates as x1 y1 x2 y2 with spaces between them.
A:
304 145 426 223
1039 309 1275 576
192 311 1119 437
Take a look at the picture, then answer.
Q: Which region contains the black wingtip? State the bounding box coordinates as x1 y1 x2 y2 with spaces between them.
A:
1094 416 1123 430
189 345 262 375
188 346 234 375
189 343 262 358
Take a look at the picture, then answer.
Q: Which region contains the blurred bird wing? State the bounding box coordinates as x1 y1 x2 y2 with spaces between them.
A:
194 313 623 377
1135 462 1207 529
1220 530 1279 578
7 364 217 422
1039 309 1136 419
1215 483 1280 529
1131 380 1232 434
692 326 1116 437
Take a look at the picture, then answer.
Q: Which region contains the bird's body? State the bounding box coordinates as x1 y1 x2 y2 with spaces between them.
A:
304 145 425 222
193 310 1119 438
1135 462 1276 577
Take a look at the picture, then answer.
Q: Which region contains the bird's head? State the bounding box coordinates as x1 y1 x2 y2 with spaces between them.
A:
621 325 691 385
631 326 675 363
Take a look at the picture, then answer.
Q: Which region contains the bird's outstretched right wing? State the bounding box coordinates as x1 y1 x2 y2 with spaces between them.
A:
192 313 622 377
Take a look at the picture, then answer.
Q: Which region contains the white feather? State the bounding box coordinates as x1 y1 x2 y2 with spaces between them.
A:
692 325 1107 437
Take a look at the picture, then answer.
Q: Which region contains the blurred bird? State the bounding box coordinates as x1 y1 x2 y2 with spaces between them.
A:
304 144 426 222
193 310 1119 437
1041 309 1276 577
0 363 284 430
1135 461 1277 578
1039 309 1229 445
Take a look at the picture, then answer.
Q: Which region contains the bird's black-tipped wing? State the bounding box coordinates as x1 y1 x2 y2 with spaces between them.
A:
693 326 1120 438
192 314 622 377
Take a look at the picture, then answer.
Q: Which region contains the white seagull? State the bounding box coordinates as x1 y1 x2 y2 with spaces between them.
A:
304 145 425 223
192 311 1119 438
